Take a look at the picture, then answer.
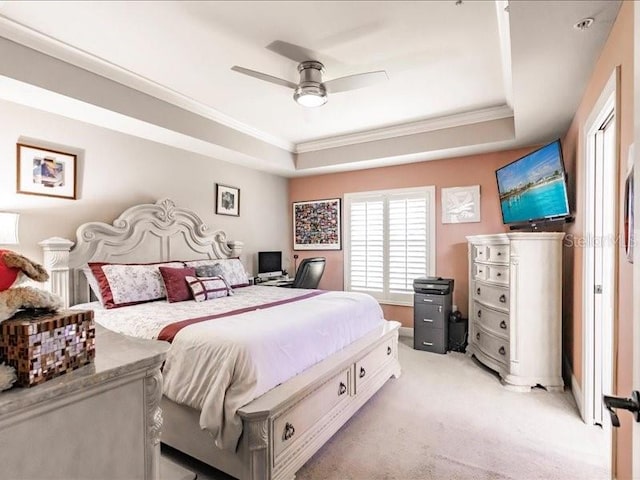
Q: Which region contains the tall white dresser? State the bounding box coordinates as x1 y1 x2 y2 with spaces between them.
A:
466 232 565 392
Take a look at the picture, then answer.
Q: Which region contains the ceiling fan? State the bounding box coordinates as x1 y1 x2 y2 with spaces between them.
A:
231 40 388 107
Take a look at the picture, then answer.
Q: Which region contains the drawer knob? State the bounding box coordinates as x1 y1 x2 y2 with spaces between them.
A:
422 341 434 347
497 272 502 277
283 422 295 441
423 318 434 323
499 294 506 303
477 287 481 295
338 382 347 396
500 320 507 329
497 252 502 256
499 346 506 356
387 346 392 356
359 367 366 378
478 270 483 274
477 310 482 318
476 332 480 340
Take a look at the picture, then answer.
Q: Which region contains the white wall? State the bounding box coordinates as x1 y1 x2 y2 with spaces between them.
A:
0 100 289 275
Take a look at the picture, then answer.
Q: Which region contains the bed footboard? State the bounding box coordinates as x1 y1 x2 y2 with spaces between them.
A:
163 321 400 480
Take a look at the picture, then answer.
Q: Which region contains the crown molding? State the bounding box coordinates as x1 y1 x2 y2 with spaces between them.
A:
0 14 295 152
294 105 514 153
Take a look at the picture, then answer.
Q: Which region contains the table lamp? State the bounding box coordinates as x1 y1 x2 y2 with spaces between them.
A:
0 212 20 245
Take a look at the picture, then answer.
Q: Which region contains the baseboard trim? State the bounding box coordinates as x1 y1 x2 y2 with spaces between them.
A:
564 354 584 421
399 326 414 338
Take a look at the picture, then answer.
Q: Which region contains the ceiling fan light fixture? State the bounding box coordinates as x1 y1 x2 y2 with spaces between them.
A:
294 85 327 107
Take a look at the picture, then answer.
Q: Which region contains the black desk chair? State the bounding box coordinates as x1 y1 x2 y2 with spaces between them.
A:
280 257 326 289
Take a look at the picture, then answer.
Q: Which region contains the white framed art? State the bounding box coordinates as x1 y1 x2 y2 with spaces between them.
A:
441 185 481 224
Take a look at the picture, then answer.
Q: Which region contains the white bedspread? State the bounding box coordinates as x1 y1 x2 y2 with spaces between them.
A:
74 286 384 450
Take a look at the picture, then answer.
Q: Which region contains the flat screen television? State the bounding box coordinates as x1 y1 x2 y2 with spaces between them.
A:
495 140 570 225
258 251 282 275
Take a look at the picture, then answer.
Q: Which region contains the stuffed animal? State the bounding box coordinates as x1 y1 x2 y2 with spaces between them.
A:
0 250 63 322
0 250 63 391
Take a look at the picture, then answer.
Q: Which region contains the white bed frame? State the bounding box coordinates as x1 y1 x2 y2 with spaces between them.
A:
40 199 401 480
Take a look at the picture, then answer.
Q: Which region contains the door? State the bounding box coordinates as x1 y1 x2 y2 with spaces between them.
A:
584 75 616 428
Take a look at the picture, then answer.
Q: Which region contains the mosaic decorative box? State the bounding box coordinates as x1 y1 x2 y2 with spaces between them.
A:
0 309 95 387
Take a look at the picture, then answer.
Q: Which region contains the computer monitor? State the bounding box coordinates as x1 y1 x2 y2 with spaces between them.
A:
258 251 282 278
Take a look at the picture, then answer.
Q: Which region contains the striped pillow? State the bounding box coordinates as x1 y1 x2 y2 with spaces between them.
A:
185 275 233 302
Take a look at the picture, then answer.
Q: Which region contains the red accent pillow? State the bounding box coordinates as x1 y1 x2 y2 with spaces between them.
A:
159 266 196 303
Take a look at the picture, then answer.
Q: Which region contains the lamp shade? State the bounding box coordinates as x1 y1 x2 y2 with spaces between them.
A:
0 212 20 245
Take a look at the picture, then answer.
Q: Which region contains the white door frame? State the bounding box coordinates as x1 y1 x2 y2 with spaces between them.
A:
581 69 618 431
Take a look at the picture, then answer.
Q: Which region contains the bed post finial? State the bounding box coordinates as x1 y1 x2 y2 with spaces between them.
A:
228 240 244 258
39 237 74 308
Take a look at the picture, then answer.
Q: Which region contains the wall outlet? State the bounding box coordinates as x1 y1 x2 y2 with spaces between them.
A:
452 304 458 312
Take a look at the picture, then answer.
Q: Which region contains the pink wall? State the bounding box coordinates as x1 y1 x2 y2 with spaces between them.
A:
289 147 535 327
561 2 633 478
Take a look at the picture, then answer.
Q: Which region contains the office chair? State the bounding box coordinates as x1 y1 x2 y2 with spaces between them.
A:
279 257 326 289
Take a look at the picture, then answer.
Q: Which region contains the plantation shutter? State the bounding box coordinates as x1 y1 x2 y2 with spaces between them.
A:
345 187 434 305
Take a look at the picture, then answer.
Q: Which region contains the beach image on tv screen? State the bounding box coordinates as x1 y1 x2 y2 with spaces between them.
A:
497 142 570 223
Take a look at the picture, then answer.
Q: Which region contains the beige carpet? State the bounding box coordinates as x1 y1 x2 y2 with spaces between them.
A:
162 337 608 480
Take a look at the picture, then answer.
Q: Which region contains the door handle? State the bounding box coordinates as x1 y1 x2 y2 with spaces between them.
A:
603 391 640 427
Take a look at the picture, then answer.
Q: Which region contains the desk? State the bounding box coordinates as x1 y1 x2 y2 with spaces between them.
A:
258 277 292 287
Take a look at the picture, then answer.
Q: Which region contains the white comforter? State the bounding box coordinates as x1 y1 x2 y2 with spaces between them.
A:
75 286 384 450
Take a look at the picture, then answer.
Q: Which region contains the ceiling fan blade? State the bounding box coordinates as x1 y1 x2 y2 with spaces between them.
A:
231 66 297 90
324 70 388 93
266 40 322 63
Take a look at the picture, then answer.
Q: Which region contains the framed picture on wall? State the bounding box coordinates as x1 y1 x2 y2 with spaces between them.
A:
215 183 240 216
293 198 341 250
16 143 77 200
441 185 481 224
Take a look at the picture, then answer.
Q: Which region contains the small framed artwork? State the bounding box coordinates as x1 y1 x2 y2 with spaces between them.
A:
215 183 240 216
16 143 77 199
442 185 481 224
293 198 341 250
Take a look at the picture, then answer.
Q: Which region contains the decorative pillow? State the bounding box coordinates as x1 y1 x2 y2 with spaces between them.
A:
185 258 250 288
185 275 233 302
195 264 223 278
159 266 196 303
88 261 184 309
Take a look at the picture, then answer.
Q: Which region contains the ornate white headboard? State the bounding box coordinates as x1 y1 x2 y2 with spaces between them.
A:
40 198 243 307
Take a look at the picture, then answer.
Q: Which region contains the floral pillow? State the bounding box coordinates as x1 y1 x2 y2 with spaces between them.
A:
185 275 233 302
88 261 184 309
185 258 250 288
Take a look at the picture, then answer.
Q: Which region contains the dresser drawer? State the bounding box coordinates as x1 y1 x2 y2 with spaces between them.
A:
474 328 509 366
414 326 447 354
472 301 509 338
273 368 350 459
487 264 509 285
355 337 395 392
473 282 509 311
414 303 446 329
473 245 488 262
473 263 488 281
487 244 509 263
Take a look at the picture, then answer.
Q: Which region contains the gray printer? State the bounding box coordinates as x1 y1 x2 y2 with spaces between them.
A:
413 277 454 295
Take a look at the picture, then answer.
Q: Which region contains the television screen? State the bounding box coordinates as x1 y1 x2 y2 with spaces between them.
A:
496 140 570 224
258 251 282 274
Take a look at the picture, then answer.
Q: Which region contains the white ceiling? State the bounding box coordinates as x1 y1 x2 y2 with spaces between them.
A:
0 0 622 176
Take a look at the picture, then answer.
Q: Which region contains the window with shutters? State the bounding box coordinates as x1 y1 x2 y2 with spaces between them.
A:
344 186 435 305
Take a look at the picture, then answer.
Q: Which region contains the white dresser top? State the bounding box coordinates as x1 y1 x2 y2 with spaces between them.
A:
0 324 169 416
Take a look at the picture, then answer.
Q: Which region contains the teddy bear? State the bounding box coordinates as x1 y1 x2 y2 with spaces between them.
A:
0 249 63 391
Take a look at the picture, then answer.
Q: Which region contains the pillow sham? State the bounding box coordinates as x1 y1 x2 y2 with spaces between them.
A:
88 261 184 309
82 266 104 304
185 258 250 288
159 266 196 303
185 275 233 302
